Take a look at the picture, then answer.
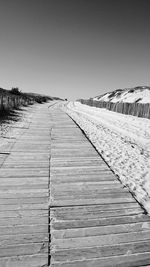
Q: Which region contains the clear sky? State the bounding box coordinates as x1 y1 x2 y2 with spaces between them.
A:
0 0 150 100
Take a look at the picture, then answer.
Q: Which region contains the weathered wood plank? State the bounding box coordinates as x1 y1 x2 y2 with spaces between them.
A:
50 196 134 207
51 166 110 174
0 189 48 198
51 182 126 192
51 206 143 221
0 216 47 226
52 150 98 157
0 254 48 267
8 152 49 159
0 242 48 257
51 214 150 230
52 192 131 200
0 177 48 185
0 225 48 235
51 221 150 239
51 231 150 250
51 185 129 195
2 163 49 168
51 202 140 212
50 252 150 267
0 203 48 211
51 158 107 167
0 168 49 177
51 173 116 184
0 209 48 218
51 240 150 262
0 198 48 206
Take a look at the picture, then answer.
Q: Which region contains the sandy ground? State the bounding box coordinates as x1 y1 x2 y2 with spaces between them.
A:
64 101 150 214
0 106 34 150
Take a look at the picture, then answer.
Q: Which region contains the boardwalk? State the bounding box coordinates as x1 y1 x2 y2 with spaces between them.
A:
0 102 150 266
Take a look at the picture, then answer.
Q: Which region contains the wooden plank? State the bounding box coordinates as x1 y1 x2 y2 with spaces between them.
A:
51 202 140 211
4 158 49 162
51 184 129 195
51 206 143 221
0 168 49 177
52 150 98 157
50 196 134 207
52 191 131 200
51 158 107 167
0 189 48 198
51 165 110 173
12 144 50 150
0 177 48 185
7 153 49 160
0 242 48 257
51 214 150 230
0 184 48 190
0 226 48 243
0 216 47 226
0 209 48 218
0 225 48 235
0 197 48 205
51 173 115 184
0 254 48 267
51 221 150 239
50 252 150 267
51 231 150 250
51 241 150 262
2 162 49 168
51 181 126 191
0 203 48 211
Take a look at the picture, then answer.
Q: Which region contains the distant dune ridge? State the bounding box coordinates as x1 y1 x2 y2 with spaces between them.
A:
93 86 150 104
78 86 150 119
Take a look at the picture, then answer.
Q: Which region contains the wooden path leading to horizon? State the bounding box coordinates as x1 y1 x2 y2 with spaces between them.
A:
0 103 51 267
1 102 150 266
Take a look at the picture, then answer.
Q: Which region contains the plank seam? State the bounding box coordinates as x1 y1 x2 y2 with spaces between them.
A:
48 126 53 266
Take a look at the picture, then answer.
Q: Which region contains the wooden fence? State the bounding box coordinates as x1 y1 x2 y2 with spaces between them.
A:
0 94 34 111
78 99 150 119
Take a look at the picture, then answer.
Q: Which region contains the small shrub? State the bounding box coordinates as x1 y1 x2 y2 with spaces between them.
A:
10 87 21 95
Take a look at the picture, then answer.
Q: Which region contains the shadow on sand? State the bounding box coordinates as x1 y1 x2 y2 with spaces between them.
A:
0 108 23 125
